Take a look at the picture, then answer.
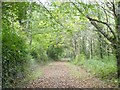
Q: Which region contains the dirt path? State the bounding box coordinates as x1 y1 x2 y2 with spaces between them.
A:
27 61 117 88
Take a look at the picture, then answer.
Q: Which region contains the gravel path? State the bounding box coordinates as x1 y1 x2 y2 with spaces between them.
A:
28 61 117 88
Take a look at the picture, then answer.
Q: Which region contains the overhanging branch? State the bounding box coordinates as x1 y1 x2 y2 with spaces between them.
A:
86 15 116 39
69 1 85 17
90 20 114 43
70 0 116 43
38 0 64 27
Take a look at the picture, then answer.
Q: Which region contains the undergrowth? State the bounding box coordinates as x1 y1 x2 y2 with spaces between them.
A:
71 54 118 85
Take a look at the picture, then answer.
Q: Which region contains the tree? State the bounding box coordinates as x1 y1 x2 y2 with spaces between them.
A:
2 2 29 87
70 0 120 86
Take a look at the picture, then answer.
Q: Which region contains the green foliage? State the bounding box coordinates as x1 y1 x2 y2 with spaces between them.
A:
2 1 118 87
72 55 118 84
2 2 30 88
2 2 29 24
2 29 28 88
47 45 63 60
29 43 48 63
74 54 86 64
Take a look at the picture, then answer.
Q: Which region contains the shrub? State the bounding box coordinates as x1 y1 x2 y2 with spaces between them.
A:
2 30 28 88
74 54 86 64
47 45 63 60
30 44 48 63
72 55 117 83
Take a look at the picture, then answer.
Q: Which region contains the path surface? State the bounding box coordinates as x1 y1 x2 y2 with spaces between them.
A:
28 61 116 88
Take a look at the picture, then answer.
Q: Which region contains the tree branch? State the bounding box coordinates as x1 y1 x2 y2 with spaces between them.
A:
38 0 64 27
100 5 114 18
90 20 114 43
69 1 85 17
86 15 116 39
71 2 116 42
111 1 117 18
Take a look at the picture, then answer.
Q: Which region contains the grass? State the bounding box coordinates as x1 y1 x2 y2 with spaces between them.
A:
71 55 118 85
67 63 90 80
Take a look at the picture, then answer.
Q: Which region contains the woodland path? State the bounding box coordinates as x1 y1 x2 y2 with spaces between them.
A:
27 61 116 88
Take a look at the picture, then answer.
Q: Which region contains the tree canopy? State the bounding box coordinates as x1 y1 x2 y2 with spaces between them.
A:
1 0 120 88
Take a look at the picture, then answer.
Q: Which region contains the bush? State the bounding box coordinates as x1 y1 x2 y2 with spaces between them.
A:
74 54 86 64
2 30 29 88
30 45 48 62
72 55 117 83
47 45 63 60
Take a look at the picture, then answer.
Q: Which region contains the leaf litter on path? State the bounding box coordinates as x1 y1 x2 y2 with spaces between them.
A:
27 61 118 88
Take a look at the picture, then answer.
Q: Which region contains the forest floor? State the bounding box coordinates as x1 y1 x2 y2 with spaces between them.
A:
27 61 117 88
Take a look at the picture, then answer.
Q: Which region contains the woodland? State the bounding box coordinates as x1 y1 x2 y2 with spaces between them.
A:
1 0 120 88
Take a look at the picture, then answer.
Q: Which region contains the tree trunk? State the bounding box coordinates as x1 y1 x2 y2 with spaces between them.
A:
90 39 93 59
98 35 103 59
116 1 120 87
116 45 120 87
114 44 120 87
